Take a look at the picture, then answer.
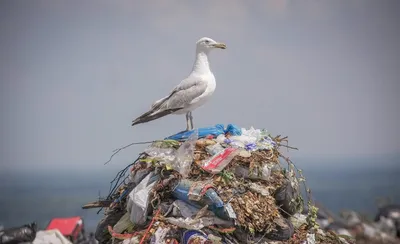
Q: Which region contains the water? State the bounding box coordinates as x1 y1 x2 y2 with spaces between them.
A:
304 164 400 216
0 157 399 232
0 170 112 232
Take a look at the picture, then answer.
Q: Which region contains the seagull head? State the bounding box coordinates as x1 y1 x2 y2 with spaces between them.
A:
196 37 226 53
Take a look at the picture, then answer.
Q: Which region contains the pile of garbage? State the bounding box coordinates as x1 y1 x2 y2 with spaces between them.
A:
1 124 398 244
91 123 359 244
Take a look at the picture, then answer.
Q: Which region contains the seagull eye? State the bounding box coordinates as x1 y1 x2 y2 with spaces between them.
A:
204 40 210 44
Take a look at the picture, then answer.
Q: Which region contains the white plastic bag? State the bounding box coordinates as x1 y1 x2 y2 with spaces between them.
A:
127 173 158 225
32 230 72 244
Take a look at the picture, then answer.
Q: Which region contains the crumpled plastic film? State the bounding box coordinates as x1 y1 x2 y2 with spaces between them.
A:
172 130 198 178
127 172 159 225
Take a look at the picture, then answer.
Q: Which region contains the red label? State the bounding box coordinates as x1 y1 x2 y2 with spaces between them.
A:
202 147 238 171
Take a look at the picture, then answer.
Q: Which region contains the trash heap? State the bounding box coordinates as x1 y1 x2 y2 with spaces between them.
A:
92 124 355 244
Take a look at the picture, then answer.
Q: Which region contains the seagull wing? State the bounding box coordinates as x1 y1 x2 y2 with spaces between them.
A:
132 77 207 126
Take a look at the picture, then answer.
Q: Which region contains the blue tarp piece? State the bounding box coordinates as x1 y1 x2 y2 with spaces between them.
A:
165 123 242 141
225 124 241 136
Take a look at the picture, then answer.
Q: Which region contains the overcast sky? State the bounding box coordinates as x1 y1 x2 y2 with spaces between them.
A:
1 0 399 173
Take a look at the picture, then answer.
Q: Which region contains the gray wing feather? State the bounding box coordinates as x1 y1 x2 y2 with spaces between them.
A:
160 78 208 109
151 95 169 109
131 77 207 127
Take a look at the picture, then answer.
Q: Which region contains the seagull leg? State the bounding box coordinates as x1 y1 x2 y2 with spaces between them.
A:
186 112 192 131
189 112 194 129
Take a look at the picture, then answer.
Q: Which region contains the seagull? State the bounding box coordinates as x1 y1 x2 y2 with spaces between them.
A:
131 37 226 131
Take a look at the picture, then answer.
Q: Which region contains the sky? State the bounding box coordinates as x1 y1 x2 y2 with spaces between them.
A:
0 0 399 173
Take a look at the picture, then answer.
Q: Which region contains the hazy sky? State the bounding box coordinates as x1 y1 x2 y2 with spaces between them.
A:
1 0 399 172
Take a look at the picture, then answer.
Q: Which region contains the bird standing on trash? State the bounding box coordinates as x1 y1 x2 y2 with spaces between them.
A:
131 37 226 131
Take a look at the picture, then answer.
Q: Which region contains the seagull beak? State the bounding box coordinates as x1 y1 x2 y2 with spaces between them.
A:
212 42 227 49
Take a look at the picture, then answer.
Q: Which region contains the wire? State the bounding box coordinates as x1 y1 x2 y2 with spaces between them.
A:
104 140 160 165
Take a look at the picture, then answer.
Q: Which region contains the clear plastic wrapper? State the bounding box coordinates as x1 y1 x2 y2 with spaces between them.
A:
144 147 176 163
205 143 224 156
229 140 245 149
172 130 198 178
229 135 257 146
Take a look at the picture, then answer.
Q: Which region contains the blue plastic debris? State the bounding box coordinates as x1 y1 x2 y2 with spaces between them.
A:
165 124 242 141
171 179 230 220
225 124 241 136
245 143 257 151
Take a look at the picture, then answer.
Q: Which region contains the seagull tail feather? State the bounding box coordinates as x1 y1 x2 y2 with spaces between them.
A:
131 108 182 127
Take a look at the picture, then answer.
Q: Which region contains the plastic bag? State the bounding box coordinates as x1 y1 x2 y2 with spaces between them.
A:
227 127 276 151
241 127 265 140
225 124 242 136
228 135 257 146
172 130 198 178
127 172 160 225
0 222 37 244
144 147 176 163
32 230 72 244
274 179 301 216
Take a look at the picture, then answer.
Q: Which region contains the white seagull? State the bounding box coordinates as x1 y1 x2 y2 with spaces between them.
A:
131 37 226 131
